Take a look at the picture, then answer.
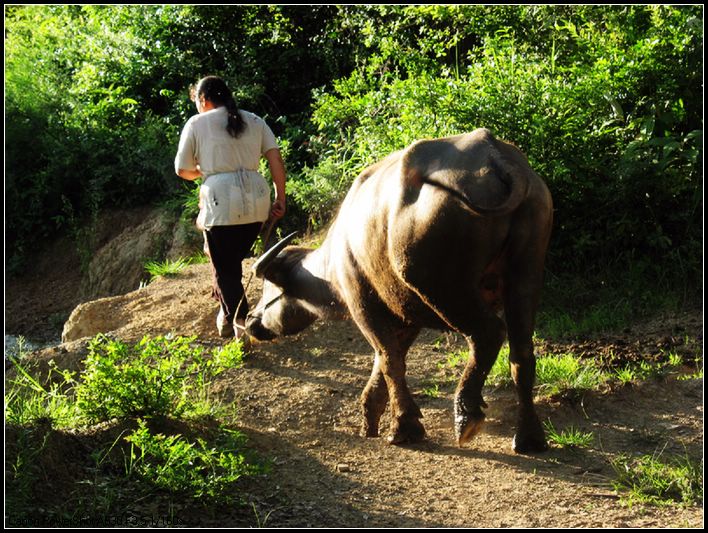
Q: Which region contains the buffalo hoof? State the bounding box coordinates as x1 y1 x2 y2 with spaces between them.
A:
387 418 426 445
454 396 486 447
456 413 486 447
361 423 380 438
512 431 549 454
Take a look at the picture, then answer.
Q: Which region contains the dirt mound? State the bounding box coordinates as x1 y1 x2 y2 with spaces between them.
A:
61 263 218 344
5 206 202 344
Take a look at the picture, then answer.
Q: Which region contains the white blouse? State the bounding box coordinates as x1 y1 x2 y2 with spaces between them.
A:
175 108 279 228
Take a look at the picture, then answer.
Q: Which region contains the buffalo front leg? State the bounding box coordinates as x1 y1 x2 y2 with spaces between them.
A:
360 352 389 437
359 325 424 445
380 347 425 444
455 316 506 446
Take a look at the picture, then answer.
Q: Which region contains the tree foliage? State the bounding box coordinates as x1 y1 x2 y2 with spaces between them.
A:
5 5 703 280
303 5 702 274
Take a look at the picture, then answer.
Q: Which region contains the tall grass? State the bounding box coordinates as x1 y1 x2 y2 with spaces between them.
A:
144 257 192 282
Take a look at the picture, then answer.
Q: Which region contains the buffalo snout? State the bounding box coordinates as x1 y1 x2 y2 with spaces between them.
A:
245 315 277 341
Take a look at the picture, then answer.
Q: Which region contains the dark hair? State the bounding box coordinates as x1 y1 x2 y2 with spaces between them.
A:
192 76 245 138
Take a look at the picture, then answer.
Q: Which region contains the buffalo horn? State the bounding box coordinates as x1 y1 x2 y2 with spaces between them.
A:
253 231 298 278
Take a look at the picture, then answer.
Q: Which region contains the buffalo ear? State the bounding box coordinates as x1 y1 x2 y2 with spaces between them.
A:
253 231 298 280
257 253 293 288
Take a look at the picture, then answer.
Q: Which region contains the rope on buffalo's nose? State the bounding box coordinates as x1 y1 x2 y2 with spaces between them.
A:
234 216 278 328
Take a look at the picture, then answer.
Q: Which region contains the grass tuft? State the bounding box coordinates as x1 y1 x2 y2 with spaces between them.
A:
611 450 703 506
144 257 192 282
543 420 594 449
487 345 607 397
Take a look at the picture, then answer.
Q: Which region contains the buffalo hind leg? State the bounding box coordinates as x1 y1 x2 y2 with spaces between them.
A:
505 286 548 453
507 332 547 453
455 314 507 446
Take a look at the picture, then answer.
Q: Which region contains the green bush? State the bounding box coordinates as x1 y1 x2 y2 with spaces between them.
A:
75 334 244 423
125 419 263 503
5 5 356 268
5 5 702 286
296 5 702 280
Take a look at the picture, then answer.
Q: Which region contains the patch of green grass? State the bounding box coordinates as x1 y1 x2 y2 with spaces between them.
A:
487 345 606 397
614 352 688 386
543 420 594 449
435 338 697 401
611 451 703 507
535 352 607 397
614 366 638 386
144 257 192 282
5 359 82 428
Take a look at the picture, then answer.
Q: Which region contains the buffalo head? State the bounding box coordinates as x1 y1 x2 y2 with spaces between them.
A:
246 232 330 341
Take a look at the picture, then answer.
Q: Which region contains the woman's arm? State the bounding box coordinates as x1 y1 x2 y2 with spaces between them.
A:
264 148 287 220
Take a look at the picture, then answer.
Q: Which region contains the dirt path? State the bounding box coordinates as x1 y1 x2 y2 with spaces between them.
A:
210 319 703 528
7 260 704 528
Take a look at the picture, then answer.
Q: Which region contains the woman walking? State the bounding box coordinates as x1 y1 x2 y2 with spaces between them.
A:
175 76 286 340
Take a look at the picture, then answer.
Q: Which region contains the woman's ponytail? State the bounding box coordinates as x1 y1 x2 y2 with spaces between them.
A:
194 76 245 138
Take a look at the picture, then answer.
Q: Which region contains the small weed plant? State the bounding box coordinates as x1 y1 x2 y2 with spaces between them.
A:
421 382 441 399
125 419 263 503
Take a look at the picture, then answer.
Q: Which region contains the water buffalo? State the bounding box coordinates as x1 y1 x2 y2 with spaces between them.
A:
246 129 553 453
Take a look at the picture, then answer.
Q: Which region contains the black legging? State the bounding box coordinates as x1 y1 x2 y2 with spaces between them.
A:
204 222 262 324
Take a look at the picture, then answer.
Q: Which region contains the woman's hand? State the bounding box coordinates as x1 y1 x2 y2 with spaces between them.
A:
271 197 286 220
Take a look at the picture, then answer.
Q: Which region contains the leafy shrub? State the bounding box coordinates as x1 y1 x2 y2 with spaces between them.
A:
75 334 244 423
299 5 702 280
125 419 263 503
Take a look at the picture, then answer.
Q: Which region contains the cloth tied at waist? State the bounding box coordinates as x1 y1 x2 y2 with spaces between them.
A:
197 169 271 230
